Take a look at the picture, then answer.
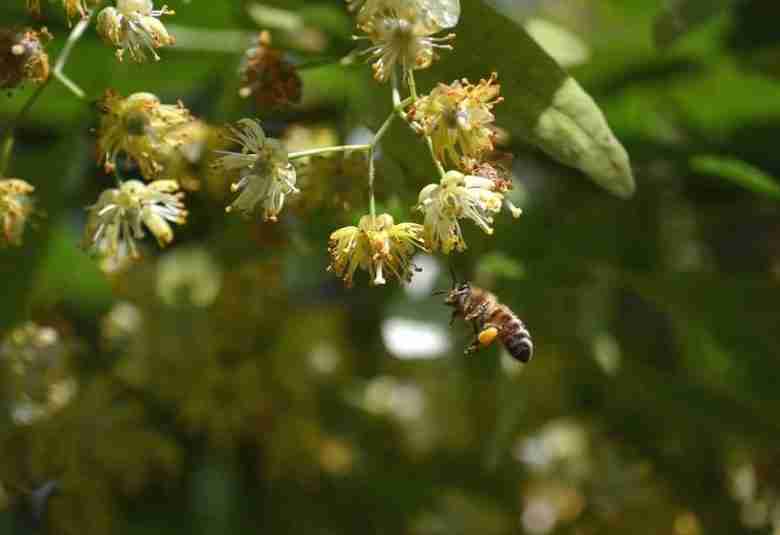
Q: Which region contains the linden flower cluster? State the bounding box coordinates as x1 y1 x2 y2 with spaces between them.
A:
97 90 194 180
84 179 187 262
215 119 299 223
0 179 35 247
328 214 426 287
351 0 458 82
96 0 175 62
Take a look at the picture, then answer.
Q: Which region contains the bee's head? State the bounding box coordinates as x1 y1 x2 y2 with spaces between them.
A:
434 266 470 305
443 282 470 305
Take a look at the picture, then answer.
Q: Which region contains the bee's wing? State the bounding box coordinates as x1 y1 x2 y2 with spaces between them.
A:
418 0 460 30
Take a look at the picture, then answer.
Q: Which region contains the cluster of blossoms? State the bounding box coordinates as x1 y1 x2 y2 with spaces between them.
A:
96 0 175 62
0 179 35 247
321 0 522 286
5 0 523 289
0 27 50 89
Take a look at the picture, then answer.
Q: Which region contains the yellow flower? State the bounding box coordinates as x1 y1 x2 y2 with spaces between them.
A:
215 119 299 222
416 170 504 253
96 0 175 62
353 3 455 82
0 179 35 247
84 180 187 266
97 90 194 180
408 73 502 166
328 213 426 287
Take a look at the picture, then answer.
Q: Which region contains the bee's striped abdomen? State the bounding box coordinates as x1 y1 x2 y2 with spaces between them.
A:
499 316 533 363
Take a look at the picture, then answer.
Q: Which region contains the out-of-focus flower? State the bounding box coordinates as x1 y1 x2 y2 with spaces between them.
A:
408 74 503 166
352 3 455 82
101 301 143 349
0 27 51 89
239 31 302 109
156 247 222 307
328 213 426 287
214 119 299 222
0 179 35 246
318 437 355 476
416 170 503 253
96 0 175 62
84 179 187 266
97 90 194 180
0 323 77 426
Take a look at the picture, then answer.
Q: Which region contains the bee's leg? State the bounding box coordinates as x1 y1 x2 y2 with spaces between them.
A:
449 309 460 326
464 321 482 355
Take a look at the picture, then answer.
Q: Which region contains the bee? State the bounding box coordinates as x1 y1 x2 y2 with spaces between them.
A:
439 278 533 362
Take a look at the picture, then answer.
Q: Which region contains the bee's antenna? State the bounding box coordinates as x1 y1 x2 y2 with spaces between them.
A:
449 265 458 289
432 290 448 296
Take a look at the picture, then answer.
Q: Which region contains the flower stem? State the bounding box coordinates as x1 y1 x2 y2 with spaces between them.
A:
407 71 445 179
288 144 371 160
0 136 14 178
53 14 93 99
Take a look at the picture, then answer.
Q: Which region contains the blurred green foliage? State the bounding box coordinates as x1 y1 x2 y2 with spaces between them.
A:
1 1 780 534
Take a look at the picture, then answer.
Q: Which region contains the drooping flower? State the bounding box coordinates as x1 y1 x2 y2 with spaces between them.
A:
0 179 35 246
408 73 503 167
84 179 187 265
347 0 460 33
352 3 455 82
214 119 299 222
96 0 175 62
239 31 302 109
416 170 504 253
328 213 426 287
97 90 194 180
0 27 51 89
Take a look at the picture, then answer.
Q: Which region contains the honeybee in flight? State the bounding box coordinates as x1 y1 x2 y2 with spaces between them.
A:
438 275 533 362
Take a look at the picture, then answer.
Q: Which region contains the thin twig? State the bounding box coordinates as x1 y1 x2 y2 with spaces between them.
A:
288 144 371 160
53 15 93 99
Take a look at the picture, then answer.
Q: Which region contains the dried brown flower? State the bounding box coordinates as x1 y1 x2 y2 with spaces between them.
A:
239 31 302 109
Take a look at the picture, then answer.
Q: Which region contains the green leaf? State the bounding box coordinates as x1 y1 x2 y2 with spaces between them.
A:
654 0 735 48
363 0 635 198
690 155 780 200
